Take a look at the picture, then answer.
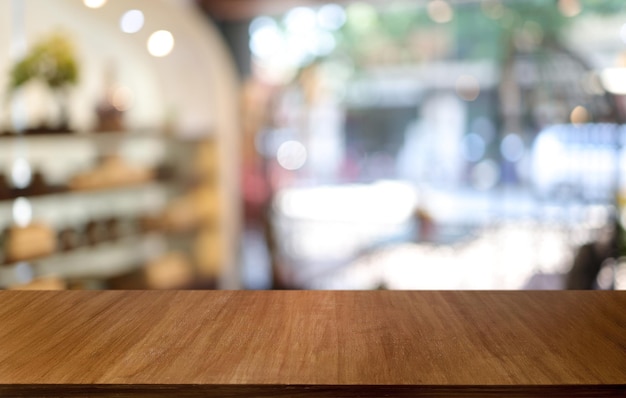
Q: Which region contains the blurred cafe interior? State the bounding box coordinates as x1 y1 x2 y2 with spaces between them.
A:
1 0 626 291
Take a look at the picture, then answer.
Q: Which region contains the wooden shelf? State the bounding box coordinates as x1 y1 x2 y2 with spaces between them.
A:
0 130 212 142
0 235 156 287
0 291 623 397
1 183 133 201
0 127 219 289
0 175 179 202
0 227 199 286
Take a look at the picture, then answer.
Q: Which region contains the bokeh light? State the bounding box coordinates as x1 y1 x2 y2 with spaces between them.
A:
112 85 134 111
11 158 31 189
558 0 582 17
250 24 284 59
284 7 317 34
462 133 486 162
284 34 315 66
471 159 500 190
249 16 276 36
12 197 32 227
277 141 308 171
570 105 589 125
346 3 378 33
83 0 106 9
249 7 339 74
147 30 175 57
318 4 347 31
120 10 144 34
310 31 336 56
472 117 496 143
427 0 454 24
240 0 626 291
455 75 480 101
500 134 525 162
600 68 626 94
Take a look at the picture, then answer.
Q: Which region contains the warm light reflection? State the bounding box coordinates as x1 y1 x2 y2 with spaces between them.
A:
112 85 134 111
570 105 589 125
427 0 453 24
558 0 582 17
120 10 144 34
252 58 296 84
83 0 106 9
147 30 174 57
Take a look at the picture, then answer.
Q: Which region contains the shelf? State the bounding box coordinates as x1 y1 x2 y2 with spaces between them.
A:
0 175 176 202
1 222 198 266
0 234 156 288
1 184 132 201
0 227 198 288
0 125 220 289
0 130 155 142
0 129 213 142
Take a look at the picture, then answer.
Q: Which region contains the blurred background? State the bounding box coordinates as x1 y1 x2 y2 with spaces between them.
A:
1 0 626 290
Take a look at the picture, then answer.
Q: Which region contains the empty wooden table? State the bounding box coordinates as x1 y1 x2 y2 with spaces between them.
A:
0 290 624 397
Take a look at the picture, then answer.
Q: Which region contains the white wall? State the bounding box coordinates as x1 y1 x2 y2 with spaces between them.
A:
0 0 229 134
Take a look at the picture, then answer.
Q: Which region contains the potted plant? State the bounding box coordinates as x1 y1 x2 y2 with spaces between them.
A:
8 32 79 133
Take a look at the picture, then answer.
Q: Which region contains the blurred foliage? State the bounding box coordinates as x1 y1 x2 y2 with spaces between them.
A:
9 33 79 93
329 0 626 69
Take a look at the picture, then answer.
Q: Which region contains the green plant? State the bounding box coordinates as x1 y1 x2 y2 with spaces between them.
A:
7 33 79 130
9 33 79 94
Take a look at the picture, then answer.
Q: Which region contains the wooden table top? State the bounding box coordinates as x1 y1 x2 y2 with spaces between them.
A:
0 290 624 397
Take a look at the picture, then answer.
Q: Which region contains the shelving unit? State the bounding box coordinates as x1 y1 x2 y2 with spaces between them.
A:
0 130 221 290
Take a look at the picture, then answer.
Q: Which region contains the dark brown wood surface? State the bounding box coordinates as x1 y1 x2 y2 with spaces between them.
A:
0 291 624 397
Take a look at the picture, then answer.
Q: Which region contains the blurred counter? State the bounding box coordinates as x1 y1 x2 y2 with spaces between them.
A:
0 290 624 397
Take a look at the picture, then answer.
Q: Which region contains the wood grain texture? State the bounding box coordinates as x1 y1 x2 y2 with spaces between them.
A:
0 291 624 397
